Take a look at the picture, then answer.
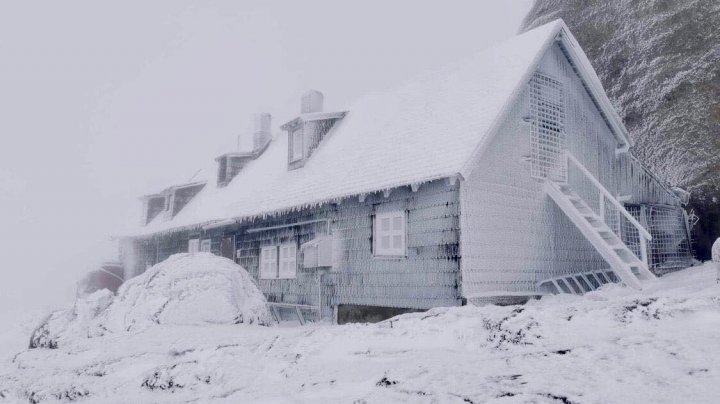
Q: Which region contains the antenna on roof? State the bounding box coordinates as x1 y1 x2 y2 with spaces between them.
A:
187 168 202 183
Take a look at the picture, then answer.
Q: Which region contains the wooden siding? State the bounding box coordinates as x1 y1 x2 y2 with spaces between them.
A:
125 178 462 319
460 42 687 299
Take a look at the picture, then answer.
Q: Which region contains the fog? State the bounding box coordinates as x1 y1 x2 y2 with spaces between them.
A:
0 1 531 314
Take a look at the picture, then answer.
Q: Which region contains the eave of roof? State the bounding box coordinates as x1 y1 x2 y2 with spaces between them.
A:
279 111 348 130
214 151 254 162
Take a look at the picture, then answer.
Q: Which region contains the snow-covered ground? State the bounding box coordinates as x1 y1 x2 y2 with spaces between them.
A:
2 262 719 403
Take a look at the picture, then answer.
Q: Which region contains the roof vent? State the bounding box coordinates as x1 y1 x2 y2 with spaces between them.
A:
301 90 324 113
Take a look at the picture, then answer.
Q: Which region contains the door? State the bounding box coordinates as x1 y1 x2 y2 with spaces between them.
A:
221 236 235 261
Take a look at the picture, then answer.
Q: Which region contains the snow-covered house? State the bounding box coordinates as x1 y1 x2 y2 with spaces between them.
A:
119 20 693 323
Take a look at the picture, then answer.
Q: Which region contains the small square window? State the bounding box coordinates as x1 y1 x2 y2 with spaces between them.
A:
374 211 407 257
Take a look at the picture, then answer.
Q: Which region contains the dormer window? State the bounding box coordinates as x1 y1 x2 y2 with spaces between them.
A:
291 129 304 162
141 194 166 225
216 153 253 188
215 113 273 187
281 90 347 171
158 182 206 221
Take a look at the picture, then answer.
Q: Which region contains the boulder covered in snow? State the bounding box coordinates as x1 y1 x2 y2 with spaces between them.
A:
29 253 271 349
29 289 114 349
102 253 272 331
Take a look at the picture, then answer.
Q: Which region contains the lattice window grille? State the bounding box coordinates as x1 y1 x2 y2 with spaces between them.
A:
623 204 693 275
529 73 567 182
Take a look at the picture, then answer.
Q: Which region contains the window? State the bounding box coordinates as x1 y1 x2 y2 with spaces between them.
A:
188 239 200 254
259 246 278 279
529 72 566 181
291 129 303 162
279 243 297 279
200 239 211 252
374 211 407 256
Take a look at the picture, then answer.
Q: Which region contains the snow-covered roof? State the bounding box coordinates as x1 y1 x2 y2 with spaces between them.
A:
125 19 629 237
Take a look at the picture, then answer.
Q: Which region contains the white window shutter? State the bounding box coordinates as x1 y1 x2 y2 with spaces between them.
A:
188 239 200 254
259 246 278 279
374 211 407 256
279 243 297 279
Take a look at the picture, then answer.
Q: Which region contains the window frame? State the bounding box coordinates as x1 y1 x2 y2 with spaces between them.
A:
373 210 408 257
199 238 212 253
259 246 278 280
290 129 304 162
278 243 298 279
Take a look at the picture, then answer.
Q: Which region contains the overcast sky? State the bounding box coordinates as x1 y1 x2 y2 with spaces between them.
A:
0 0 532 312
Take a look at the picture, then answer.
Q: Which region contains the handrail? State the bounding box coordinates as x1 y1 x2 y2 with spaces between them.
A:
565 152 652 241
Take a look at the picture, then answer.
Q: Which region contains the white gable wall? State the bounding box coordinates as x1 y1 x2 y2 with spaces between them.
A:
460 43 625 300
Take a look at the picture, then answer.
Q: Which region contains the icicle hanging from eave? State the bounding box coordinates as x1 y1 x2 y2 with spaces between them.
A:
130 175 450 240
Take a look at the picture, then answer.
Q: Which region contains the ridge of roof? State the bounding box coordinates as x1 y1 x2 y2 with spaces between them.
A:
122 19 626 238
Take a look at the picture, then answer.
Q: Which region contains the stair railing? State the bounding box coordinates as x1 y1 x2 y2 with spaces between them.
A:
564 152 652 266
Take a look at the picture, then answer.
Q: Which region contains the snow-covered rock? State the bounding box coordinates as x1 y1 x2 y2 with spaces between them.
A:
102 253 272 330
27 253 271 351
4 263 720 403
28 289 113 349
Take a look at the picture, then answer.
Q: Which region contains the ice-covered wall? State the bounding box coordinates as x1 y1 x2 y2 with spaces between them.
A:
129 178 461 320
460 42 663 299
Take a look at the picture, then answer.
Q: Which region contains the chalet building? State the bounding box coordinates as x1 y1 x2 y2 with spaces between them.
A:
119 20 693 323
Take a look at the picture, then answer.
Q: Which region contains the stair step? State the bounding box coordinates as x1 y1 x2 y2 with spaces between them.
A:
601 236 620 245
544 179 653 291
613 248 637 263
598 230 615 239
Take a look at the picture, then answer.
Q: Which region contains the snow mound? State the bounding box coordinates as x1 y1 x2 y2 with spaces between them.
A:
103 253 272 330
29 289 114 349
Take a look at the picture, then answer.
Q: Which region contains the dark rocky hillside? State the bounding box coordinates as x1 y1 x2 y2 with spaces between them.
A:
521 0 720 258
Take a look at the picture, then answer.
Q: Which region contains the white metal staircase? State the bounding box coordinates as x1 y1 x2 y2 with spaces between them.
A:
543 152 656 291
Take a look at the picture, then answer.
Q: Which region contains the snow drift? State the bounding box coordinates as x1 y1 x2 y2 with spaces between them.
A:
28 253 271 349
102 253 272 330
29 289 114 349
7 263 720 403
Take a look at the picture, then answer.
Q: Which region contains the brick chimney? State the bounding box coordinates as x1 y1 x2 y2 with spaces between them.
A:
301 90 324 114
253 112 272 154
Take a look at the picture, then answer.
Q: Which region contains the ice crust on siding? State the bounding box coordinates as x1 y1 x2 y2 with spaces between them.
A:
124 20 568 237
